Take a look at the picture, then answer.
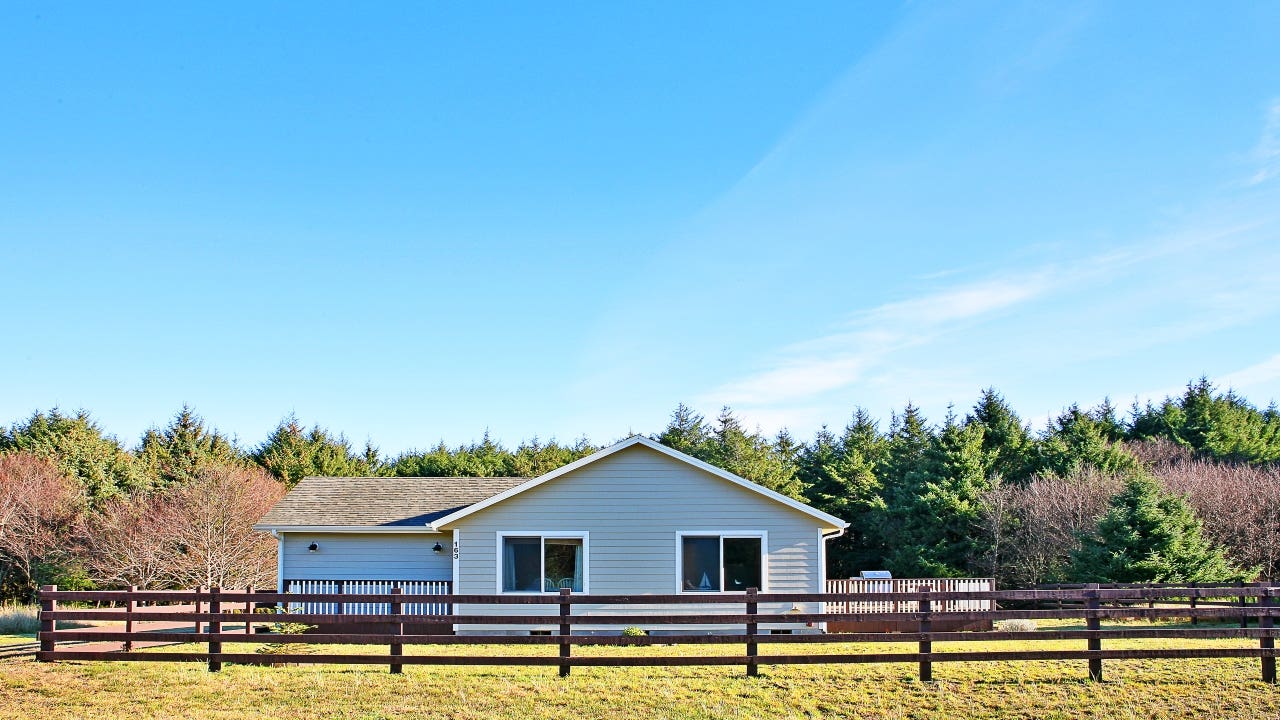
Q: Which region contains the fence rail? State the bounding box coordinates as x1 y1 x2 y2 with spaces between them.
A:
35 582 1279 683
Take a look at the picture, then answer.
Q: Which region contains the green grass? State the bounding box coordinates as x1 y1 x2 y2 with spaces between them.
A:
0 635 33 649
2 621 1277 719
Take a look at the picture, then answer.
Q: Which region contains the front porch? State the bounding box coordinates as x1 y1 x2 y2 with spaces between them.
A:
283 579 453 633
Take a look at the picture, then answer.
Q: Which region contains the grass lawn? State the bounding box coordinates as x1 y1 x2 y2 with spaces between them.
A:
0 635 33 649
2 621 1277 719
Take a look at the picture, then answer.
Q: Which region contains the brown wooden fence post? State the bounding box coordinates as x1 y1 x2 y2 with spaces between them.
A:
918 587 932 682
245 585 254 636
1239 580 1249 628
1259 583 1275 684
745 587 758 678
1086 583 1102 682
123 585 136 651
336 580 345 616
38 585 57 660
1189 582 1198 625
389 587 404 674
558 588 572 678
208 587 222 672
194 585 204 635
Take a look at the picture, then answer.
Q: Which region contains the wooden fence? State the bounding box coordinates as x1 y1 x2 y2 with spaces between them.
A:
36 583 1278 682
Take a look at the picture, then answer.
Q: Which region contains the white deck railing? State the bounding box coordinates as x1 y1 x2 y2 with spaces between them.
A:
283 579 452 616
824 577 994 613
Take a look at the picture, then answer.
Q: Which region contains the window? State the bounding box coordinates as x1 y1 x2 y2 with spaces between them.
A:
499 534 586 592
679 534 764 592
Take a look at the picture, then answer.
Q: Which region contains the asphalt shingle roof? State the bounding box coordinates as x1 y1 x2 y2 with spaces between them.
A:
255 476 530 528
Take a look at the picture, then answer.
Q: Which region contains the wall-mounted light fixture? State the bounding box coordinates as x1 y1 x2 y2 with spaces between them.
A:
308 542 319 553
432 542 444 554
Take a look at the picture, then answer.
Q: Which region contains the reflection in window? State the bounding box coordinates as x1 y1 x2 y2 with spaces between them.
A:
501 536 584 592
681 535 762 592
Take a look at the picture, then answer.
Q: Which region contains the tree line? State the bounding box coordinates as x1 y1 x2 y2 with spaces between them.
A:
0 378 1276 600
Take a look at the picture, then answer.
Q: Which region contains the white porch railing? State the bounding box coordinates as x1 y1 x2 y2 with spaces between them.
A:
283 579 452 616
824 577 994 613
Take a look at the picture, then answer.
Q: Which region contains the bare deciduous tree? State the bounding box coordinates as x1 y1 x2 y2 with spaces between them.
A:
979 467 1122 587
82 493 176 589
83 464 285 589
1152 457 1280 579
164 464 285 589
0 453 81 597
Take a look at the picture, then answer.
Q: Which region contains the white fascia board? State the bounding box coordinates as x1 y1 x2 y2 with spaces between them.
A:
429 435 849 531
251 525 447 534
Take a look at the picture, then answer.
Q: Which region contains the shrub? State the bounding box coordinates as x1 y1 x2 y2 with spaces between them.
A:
0 604 39 634
254 607 316 656
621 626 647 638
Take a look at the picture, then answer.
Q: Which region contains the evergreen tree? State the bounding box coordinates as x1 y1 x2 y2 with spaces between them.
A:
655 404 711 457
136 406 246 486
700 408 803 499
1069 475 1254 583
1037 404 1138 477
871 404 935 572
1127 378 1280 464
253 416 379 486
510 436 597 477
965 388 1034 483
389 441 463 476
885 415 989 577
799 410 887 576
0 409 147 507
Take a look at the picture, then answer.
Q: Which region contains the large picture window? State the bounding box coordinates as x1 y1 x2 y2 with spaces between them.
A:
499 534 586 592
679 534 763 592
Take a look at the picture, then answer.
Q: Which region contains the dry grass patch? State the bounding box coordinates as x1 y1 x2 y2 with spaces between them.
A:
3 621 1278 719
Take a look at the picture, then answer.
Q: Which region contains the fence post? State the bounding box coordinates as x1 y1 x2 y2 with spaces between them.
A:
195 585 205 635
1239 580 1249 628
918 587 932 682
390 587 403 675
1259 583 1274 684
746 587 758 678
1086 583 1102 682
38 585 57 659
245 585 254 635
1189 582 1198 626
336 579 345 616
559 588 572 678
208 587 222 672
123 585 136 651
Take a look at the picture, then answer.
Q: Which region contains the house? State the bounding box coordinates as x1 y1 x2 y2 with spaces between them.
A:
253 435 849 632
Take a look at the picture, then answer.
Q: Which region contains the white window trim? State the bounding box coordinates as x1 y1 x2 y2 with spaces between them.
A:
674 530 768 594
495 531 590 594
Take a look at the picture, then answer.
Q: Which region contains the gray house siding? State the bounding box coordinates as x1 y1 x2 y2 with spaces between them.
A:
280 532 452 582
448 444 827 631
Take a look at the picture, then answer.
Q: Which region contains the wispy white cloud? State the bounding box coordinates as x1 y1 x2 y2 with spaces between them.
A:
1247 98 1280 186
700 274 1052 408
697 211 1280 432
1220 353 1280 392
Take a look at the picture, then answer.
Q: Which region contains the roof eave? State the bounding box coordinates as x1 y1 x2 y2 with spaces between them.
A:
252 524 445 534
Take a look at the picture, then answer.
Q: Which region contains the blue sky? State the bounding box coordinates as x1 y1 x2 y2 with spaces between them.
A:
3 2 1279 454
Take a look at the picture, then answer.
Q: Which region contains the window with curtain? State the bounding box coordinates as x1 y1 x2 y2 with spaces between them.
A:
500 535 585 592
680 535 762 592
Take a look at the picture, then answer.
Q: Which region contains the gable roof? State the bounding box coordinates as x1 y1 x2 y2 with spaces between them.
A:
254 476 528 532
428 435 848 530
